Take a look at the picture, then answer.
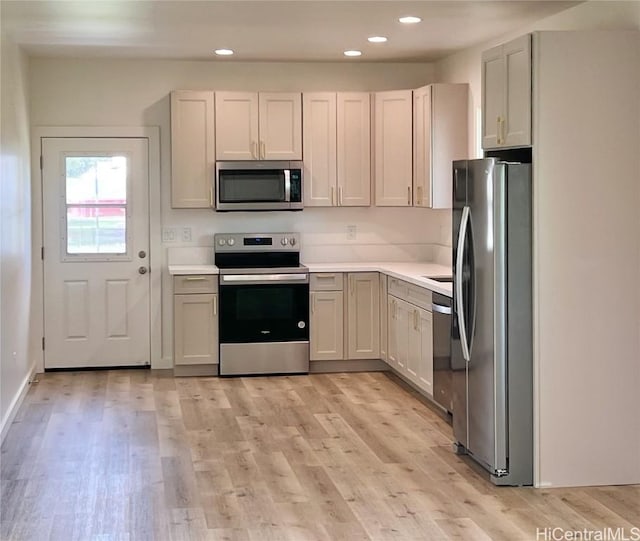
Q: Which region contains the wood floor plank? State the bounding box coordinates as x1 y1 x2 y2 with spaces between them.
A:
1 369 638 541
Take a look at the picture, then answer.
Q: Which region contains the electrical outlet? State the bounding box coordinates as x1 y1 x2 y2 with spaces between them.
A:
162 227 177 242
182 227 192 242
347 225 357 240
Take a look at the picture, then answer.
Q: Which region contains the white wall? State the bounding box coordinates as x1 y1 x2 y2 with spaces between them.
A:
27 58 448 367
436 1 640 488
1 32 34 439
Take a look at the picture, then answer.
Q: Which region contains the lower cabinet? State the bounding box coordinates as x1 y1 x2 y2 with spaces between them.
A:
173 275 219 366
310 272 380 361
387 278 434 396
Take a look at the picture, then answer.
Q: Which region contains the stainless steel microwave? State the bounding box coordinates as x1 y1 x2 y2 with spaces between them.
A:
215 161 303 211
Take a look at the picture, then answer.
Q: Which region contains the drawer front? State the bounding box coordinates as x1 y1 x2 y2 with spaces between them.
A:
310 273 344 291
388 276 432 311
173 274 218 294
388 277 409 299
407 284 432 311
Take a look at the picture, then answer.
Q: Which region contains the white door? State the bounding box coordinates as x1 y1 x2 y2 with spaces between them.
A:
42 137 150 369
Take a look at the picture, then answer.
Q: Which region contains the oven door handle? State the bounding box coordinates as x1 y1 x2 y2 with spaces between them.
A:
220 273 309 285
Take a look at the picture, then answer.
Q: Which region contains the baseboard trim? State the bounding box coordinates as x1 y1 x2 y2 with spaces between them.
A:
173 364 219 377
1 364 37 444
310 359 388 373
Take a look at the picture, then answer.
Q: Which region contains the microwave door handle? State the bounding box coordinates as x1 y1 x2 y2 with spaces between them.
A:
284 170 291 202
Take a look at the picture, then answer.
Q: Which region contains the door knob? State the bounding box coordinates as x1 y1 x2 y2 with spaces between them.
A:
138 266 148 275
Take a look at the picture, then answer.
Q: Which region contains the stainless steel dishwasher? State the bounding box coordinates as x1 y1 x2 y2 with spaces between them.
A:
432 291 453 414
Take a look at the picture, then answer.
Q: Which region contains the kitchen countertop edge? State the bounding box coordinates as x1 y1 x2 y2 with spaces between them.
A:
168 262 451 297
304 262 452 297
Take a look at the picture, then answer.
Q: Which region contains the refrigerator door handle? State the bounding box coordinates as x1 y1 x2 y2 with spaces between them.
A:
456 205 471 362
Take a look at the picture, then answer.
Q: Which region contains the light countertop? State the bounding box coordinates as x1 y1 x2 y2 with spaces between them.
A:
169 261 452 297
168 264 219 275
303 262 452 296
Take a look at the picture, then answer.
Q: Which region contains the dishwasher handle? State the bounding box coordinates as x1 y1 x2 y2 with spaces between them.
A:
432 302 452 315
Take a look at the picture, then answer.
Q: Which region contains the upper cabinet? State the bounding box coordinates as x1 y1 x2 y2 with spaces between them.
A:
170 90 215 208
373 90 413 206
482 34 532 149
303 92 370 207
413 84 469 209
215 91 302 160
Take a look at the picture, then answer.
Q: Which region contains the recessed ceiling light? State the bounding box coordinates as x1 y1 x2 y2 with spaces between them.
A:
368 36 388 43
214 48 234 56
344 50 362 57
399 16 422 24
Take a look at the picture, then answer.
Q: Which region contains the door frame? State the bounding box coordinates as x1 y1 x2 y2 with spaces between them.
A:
32 126 162 372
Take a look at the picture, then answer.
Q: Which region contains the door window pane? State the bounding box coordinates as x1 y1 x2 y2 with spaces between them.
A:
66 207 126 254
66 156 127 204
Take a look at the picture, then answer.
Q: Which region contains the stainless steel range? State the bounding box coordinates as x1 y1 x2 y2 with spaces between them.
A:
215 232 309 376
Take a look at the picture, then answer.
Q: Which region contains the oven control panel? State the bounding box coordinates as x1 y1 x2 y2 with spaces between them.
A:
215 233 300 252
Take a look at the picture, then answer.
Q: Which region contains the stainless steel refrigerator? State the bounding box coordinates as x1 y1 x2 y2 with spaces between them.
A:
451 158 533 486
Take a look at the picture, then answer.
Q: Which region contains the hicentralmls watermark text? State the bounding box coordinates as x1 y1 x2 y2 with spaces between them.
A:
536 528 640 541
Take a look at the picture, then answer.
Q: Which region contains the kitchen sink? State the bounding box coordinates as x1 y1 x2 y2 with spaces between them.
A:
422 276 453 283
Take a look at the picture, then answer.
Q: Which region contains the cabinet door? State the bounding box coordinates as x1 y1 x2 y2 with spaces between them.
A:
387 296 398 368
417 307 434 395
430 84 469 209
170 91 215 208
374 90 413 206
395 298 411 373
259 92 302 160
346 273 380 359
413 86 431 208
303 93 337 207
174 293 218 365
406 307 421 384
310 291 344 361
481 44 504 150
379 274 388 362
215 91 259 160
503 34 532 147
337 93 371 206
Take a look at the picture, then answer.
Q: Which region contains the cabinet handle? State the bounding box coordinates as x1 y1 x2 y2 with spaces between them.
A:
339 186 343 206
331 186 335 206
209 186 214 207
414 309 418 331
417 186 422 206
312 293 316 314
497 117 503 145
350 275 355 296
251 141 257 160
500 117 506 145
185 276 207 281
407 186 412 205
260 141 266 159
213 295 217 316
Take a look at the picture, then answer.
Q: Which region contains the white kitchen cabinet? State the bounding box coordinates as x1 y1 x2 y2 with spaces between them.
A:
303 92 370 207
373 90 413 206
379 273 388 362
310 272 344 361
413 84 469 209
173 275 218 367
216 91 302 160
481 34 532 149
170 90 215 208
310 290 344 361
346 272 380 359
386 278 434 396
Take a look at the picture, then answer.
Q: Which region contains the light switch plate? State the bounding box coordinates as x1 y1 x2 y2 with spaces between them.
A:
182 227 192 242
347 225 357 240
162 227 177 242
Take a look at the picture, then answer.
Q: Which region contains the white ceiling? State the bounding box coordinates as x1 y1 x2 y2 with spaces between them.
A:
2 0 580 62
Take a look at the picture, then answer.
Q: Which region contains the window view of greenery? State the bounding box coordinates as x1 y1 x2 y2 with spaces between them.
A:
65 156 127 254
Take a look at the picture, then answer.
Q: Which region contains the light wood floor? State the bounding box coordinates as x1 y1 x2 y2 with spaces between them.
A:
1 370 638 540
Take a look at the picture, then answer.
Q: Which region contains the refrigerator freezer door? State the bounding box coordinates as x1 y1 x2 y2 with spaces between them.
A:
465 159 500 472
